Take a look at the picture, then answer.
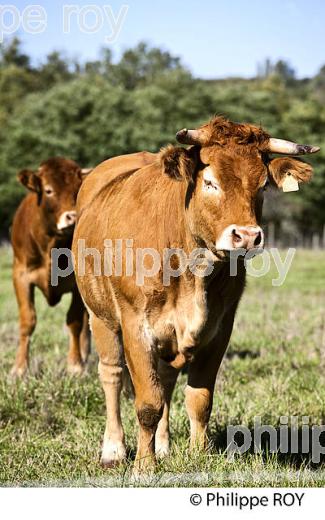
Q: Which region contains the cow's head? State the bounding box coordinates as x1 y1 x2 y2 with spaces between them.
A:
160 116 319 256
18 157 83 235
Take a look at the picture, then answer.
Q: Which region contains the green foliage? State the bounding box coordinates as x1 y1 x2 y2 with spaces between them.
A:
0 38 324 238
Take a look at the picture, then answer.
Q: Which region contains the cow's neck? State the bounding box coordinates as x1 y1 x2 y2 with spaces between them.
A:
156 181 230 350
30 203 71 256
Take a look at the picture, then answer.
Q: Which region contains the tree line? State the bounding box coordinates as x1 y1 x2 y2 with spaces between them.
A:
0 38 324 240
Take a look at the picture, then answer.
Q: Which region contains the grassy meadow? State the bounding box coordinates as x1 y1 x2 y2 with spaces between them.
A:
0 244 324 487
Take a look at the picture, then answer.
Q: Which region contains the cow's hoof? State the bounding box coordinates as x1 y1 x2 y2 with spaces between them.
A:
131 463 155 483
101 440 126 469
10 364 28 378
67 363 84 376
101 459 121 469
132 455 156 477
155 438 169 459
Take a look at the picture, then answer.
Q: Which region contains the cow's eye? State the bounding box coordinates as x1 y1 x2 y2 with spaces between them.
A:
44 186 54 196
204 178 218 191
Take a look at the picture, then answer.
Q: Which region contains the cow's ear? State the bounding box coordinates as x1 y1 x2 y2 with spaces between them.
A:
268 157 313 191
17 169 41 193
159 145 197 182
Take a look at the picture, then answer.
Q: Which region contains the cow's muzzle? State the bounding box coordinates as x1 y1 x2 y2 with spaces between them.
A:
216 225 264 252
57 211 77 231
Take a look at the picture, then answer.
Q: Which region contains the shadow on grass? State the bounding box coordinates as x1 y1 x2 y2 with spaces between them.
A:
226 349 260 360
210 423 325 470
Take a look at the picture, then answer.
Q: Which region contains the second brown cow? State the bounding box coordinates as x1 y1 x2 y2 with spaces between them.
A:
11 157 90 377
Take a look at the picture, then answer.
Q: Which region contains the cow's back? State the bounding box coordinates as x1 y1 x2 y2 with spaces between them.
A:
77 151 157 213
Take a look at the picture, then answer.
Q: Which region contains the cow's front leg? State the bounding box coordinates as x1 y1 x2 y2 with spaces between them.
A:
66 290 85 374
185 308 237 449
11 265 36 377
92 314 126 467
185 361 218 450
122 317 164 473
155 359 180 458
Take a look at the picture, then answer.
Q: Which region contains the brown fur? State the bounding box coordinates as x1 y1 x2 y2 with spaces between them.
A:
268 157 313 187
11 157 90 377
159 145 197 181
73 117 314 471
195 115 270 148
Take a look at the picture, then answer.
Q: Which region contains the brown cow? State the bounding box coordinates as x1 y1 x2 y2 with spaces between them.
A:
11 157 90 377
72 117 319 472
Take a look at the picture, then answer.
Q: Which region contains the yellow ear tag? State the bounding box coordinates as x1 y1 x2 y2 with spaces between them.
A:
282 173 299 192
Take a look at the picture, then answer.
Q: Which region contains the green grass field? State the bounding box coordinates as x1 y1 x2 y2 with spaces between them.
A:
0 245 324 487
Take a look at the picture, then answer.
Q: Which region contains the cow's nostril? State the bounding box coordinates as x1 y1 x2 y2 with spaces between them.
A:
254 232 262 246
232 229 242 243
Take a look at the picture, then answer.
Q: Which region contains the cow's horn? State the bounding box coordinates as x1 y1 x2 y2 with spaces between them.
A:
268 138 320 155
176 128 205 145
